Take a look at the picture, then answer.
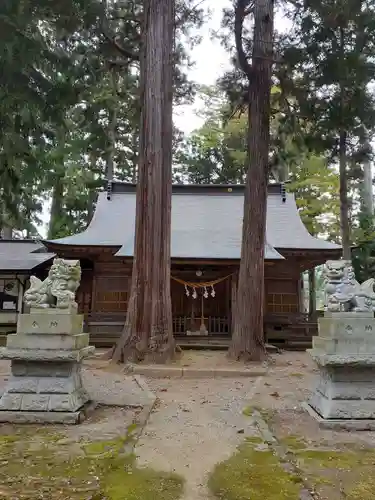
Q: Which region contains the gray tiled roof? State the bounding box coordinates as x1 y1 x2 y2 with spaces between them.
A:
47 184 340 259
0 240 55 272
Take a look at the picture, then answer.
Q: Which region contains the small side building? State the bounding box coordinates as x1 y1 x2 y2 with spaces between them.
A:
0 240 55 343
44 182 341 349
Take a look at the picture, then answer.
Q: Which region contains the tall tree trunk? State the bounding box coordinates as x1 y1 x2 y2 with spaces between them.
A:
48 129 66 240
48 176 65 239
87 154 97 223
112 0 175 363
362 136 373 217
228 0 273 361
339 129 351 260
0 208 12 239
338 27 351 261
106 70 118 181
131 131 138 183
1 225 12 239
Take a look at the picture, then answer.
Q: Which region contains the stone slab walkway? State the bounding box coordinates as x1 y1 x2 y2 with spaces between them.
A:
126 350 268 378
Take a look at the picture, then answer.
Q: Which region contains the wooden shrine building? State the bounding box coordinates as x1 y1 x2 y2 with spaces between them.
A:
45 182 341 349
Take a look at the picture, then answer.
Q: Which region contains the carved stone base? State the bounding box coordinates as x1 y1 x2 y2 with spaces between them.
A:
302 402 375 431
308 312 375 420
0 311 94 423
309 364 375 419
0 401 96 424
0 360 91 413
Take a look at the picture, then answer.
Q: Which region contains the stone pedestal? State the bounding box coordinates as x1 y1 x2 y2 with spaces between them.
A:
308 312 375 420
0 311 94 424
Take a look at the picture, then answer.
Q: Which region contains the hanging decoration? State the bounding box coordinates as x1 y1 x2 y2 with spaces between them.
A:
171 273 233 300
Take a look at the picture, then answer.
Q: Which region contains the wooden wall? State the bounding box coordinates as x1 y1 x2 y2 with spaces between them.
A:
264 261 301 314
77 259 301 321
89 261 131 319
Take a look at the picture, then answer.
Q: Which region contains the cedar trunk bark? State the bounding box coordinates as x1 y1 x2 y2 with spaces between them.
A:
362 136 373 217
1 223 12 239
106 69 118 181
231 272 238 335
339 130 351 260
228 0 273 361
338 27 351 261
112 0 175 363
48 174 64 239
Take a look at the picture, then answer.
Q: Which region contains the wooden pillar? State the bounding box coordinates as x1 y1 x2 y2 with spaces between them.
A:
299 274 305 313
231 272 238 335
17 278 25 314
308 268 316 318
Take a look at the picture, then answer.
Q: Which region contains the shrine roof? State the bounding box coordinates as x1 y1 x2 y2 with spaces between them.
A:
45 182 340 259
0 240 55 273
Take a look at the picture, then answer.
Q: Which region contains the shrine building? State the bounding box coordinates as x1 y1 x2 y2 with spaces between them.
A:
41 181 341 349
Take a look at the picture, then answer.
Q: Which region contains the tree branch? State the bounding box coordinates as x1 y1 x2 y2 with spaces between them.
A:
100 0 139 61
102 30 139 61
234 0 253 78
175 0 206 27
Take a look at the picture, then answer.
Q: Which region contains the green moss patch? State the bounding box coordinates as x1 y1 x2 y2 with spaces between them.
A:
295 447 375 499
242 405 274 422
0 429 184 500
278 434 375 500
208 442 301 500
280 435 307 451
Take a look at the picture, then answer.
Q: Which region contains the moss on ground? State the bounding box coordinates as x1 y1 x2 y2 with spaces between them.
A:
0 428 184 500
280 435 375 499
208 442 301 500
242 405 274 422
280 435 307 451
208 425 375 500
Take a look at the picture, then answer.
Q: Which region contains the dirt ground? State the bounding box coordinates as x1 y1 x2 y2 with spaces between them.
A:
1 351 375 499
135 350 375 500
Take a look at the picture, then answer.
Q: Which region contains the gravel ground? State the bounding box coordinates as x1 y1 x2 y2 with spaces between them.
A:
253 351 375 448
136 376 262 500
2 350 374 499
0 358 154 408
0 358 154 445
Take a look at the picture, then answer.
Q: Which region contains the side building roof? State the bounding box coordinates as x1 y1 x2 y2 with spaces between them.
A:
0 240 55 273
46 182 340 259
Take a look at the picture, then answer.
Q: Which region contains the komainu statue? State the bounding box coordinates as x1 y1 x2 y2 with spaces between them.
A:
324 260 375 313
24 258 81 310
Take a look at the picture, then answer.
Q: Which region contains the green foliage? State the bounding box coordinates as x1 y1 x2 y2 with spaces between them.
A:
177 86 340 241
288 155 340 240
281 0 375 155
352 213 375 282
215 0 375 257
175 89 247 184
1 0 205 238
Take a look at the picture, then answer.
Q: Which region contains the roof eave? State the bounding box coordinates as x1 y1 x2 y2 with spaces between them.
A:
0 262 55 275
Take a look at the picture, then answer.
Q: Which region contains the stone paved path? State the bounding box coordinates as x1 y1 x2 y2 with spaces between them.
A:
136 376 262 500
